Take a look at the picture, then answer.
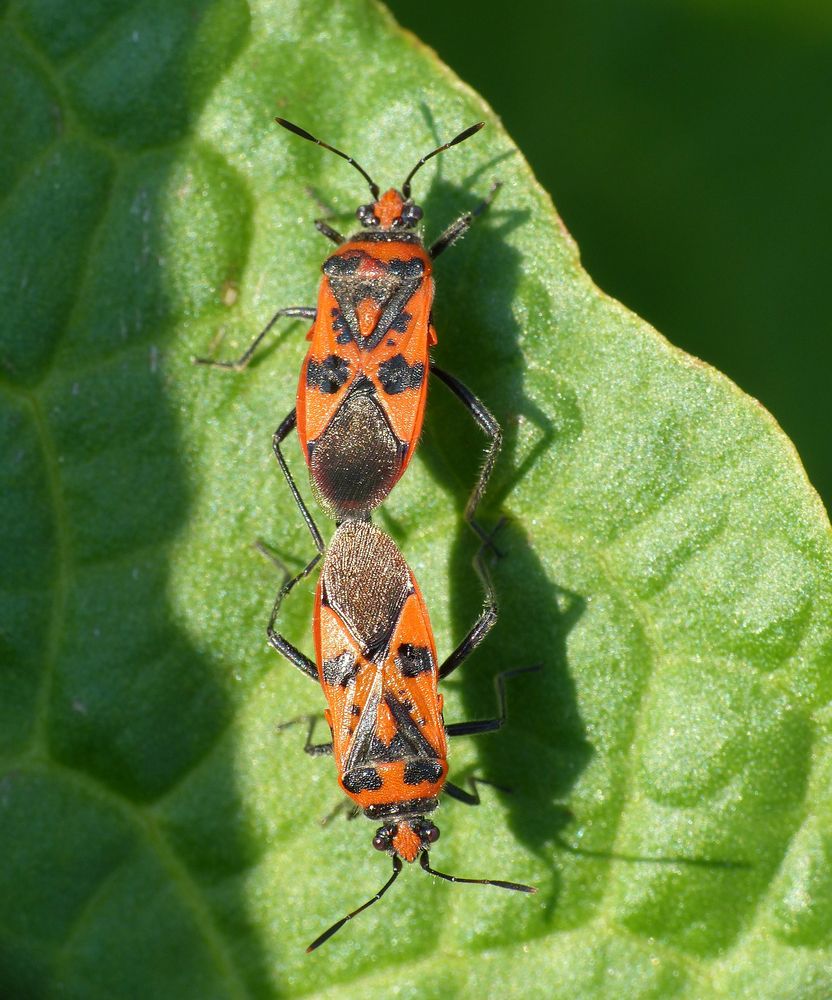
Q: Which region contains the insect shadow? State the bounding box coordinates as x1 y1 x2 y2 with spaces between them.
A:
404 165 751 917
371 157 591 914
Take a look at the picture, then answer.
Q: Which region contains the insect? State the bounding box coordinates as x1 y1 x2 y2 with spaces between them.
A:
269 519 537 952
195 117 503 547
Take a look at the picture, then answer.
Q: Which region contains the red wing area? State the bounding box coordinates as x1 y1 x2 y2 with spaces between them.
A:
315 591 448 814
296 239 435 518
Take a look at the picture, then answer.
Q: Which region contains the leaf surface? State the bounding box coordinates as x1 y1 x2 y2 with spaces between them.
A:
1 1 831 997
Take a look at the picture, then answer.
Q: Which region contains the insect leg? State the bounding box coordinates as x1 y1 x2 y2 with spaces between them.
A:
445 665 540 735
267 629 319 681
272 409 325 554
438 544 498 681
320 799 362 826
429 181 501 259
193 306 316 371
303 184 346 244
263 409 326 681
430 362 503 551
315 219 346 245
443 776 511 805
276 714 333 756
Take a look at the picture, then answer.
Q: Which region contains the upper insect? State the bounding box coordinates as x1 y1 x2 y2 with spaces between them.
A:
196 117 503 528
275 116 484 234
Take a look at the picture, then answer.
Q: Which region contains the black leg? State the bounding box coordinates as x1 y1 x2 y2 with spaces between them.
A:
430 363 503 551
445 665 540 733
265 546 323 674
254 541 318 680
272 409 325 555
304 185 347 245
255 541 319 681
444 776 511 805
253 411 324 681
320 799 362 826
260 410 326 680
438 543 498 681
276 714 333 756
315 219 346 245
193 306 316 371
429 181 501 259
266 628 319 682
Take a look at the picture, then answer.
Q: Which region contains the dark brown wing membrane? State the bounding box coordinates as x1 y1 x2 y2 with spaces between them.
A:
321 522 411 657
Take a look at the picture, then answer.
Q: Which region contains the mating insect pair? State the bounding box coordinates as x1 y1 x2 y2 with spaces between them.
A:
198 117 536 949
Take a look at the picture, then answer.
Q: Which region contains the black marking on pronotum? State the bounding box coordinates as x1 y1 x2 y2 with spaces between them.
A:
378 355 425 395
322 254 361 277
326 251 425 352
403 760 444 786
322 652 359 688
307 354 350 393
396 643 434 677
342 766 383 793
387 258 425 280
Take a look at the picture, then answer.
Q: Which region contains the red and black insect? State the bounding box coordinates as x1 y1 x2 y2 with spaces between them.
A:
196 117 503 552
269 519 537 952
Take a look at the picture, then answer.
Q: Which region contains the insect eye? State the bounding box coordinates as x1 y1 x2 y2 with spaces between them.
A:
372 827 393 851
401 203 423 227
421 822 440 844
357 204 379 226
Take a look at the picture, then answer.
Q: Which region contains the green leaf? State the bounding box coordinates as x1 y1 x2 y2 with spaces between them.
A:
2 0 831 997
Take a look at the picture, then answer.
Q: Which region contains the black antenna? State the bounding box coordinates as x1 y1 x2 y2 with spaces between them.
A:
306 856 403 953
275 117 380 200
401 122 486 199
419 851 536 893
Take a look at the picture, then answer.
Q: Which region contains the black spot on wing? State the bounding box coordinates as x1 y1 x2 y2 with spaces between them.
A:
322 652 359 688
307 354 350 394
396 643 434 678
343 766 383 792
331 307 352 345
403 760 444 786
377 354 425 395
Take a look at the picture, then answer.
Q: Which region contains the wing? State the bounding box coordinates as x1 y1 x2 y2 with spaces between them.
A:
314 523 448 806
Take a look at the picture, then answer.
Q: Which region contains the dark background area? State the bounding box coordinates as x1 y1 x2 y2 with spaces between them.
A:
387 0 832 512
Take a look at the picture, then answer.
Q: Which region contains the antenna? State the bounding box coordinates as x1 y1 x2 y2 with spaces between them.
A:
306 856 403 952
419 852 536 893
401 122 486 198
275 117 380 200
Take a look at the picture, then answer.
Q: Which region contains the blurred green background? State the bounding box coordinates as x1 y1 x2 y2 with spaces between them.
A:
386 0 832 512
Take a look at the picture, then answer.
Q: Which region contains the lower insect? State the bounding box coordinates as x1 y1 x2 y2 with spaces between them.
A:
269 519 537 951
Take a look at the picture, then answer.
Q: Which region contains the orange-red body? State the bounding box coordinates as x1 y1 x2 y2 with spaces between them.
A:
297 191 437 519
312 520 447 860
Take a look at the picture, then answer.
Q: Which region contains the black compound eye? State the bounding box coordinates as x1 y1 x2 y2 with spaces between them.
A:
372 827 394 851
357 204 379 226
421 823 440 844
402 203 423 226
